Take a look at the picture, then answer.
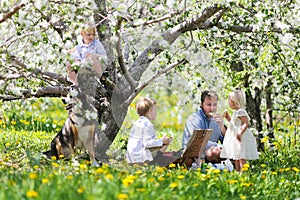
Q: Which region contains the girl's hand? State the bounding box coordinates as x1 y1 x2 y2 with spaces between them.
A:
236 133 242 142
223 110 231 122
162 136 173 145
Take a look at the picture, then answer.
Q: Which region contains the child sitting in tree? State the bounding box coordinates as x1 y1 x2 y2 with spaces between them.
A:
126 97 173 164
67 23 107 85
220 90 259 172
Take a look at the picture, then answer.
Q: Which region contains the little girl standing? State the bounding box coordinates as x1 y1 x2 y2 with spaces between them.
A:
220 90 259 172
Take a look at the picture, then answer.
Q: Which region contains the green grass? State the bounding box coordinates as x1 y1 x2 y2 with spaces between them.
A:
0 97 300 200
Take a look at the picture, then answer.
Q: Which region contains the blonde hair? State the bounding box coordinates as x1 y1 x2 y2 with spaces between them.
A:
80 22 96 35
136 97 156 116
229 90 246 109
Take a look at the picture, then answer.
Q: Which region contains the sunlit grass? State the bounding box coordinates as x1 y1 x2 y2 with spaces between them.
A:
0 97 299 199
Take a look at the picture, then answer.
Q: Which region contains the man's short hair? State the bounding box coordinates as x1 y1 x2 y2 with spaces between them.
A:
201 90 218 104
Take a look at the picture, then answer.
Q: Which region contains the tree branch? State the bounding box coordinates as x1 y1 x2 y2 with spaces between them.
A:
132 10 181 27
125 58 188 105
116 17 138 89
0 1 27 24
0 86 69 101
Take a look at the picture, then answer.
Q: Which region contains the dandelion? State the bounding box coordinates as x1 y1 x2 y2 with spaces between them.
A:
155 166 165 173
279 168 285 173
261 164 266 168
80 164 88 170
261 136 269 143
227 179 238 184
117 193 128 200
177 175 185 179
42 178 49 184
77 187 85 194
292 167 300 173
137 188 145 192
33 165 39 170
271 171 277 175
241 182 252 187
105 174 114 180
212 169 221 174
122 175 136 186
169 163 176 168
135 170 143 175
285 168 290 171
29 172 38 180
240 195 247 200
95 168 105 174
11 121 17 125
52 162 59 168
261 175 266 179
67 175 73 180
158 177 165 181
26 190 38 198
169 182 178 188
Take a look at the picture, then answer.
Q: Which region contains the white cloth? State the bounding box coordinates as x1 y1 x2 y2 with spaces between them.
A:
220 109 259 160
126 116 163 163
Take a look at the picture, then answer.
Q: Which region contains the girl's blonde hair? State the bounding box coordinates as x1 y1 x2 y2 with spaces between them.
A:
80 22 96 35
136 97 156 116
229 90 246 109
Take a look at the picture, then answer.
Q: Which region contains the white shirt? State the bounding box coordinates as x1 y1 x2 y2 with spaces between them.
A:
126 116 163 163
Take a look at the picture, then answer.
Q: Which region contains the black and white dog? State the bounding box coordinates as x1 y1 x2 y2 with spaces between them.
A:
43 85 99 166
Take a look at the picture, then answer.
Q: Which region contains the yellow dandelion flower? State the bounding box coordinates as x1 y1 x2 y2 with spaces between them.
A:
240 195 247 200
26 190 38 198
149 177 155 182
51 156 57 160
29 172 38 180
105 174 114 180
67 175 73 180
262 170 268 174
5 142 10 147
271 171 277 175
42 178 49 184
285 168 290 171
117 193 128 200
79 164 88 170
135 170 143 175
261 136 269 143
227 179 238 184
241 167 248 172
169 182 178 188
169 163 176 168
52 162 59 168
59 155 64 159
177 175 185 179
11 121 17 125
261 164 266 167
279 168 285 173
243 164 250 168
193 183 199 187
155 166 165 173
77 187 85 194
261 175 266 179
158 177 165 181
292 167 300 173
95 168 104 174
137 188 145 192
241 182 252 187
212 169 221 174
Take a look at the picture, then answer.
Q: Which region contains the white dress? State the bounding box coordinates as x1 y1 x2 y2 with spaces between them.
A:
220 109 259 160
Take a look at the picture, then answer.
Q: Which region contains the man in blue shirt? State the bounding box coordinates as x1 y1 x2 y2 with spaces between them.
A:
182 90 226 163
